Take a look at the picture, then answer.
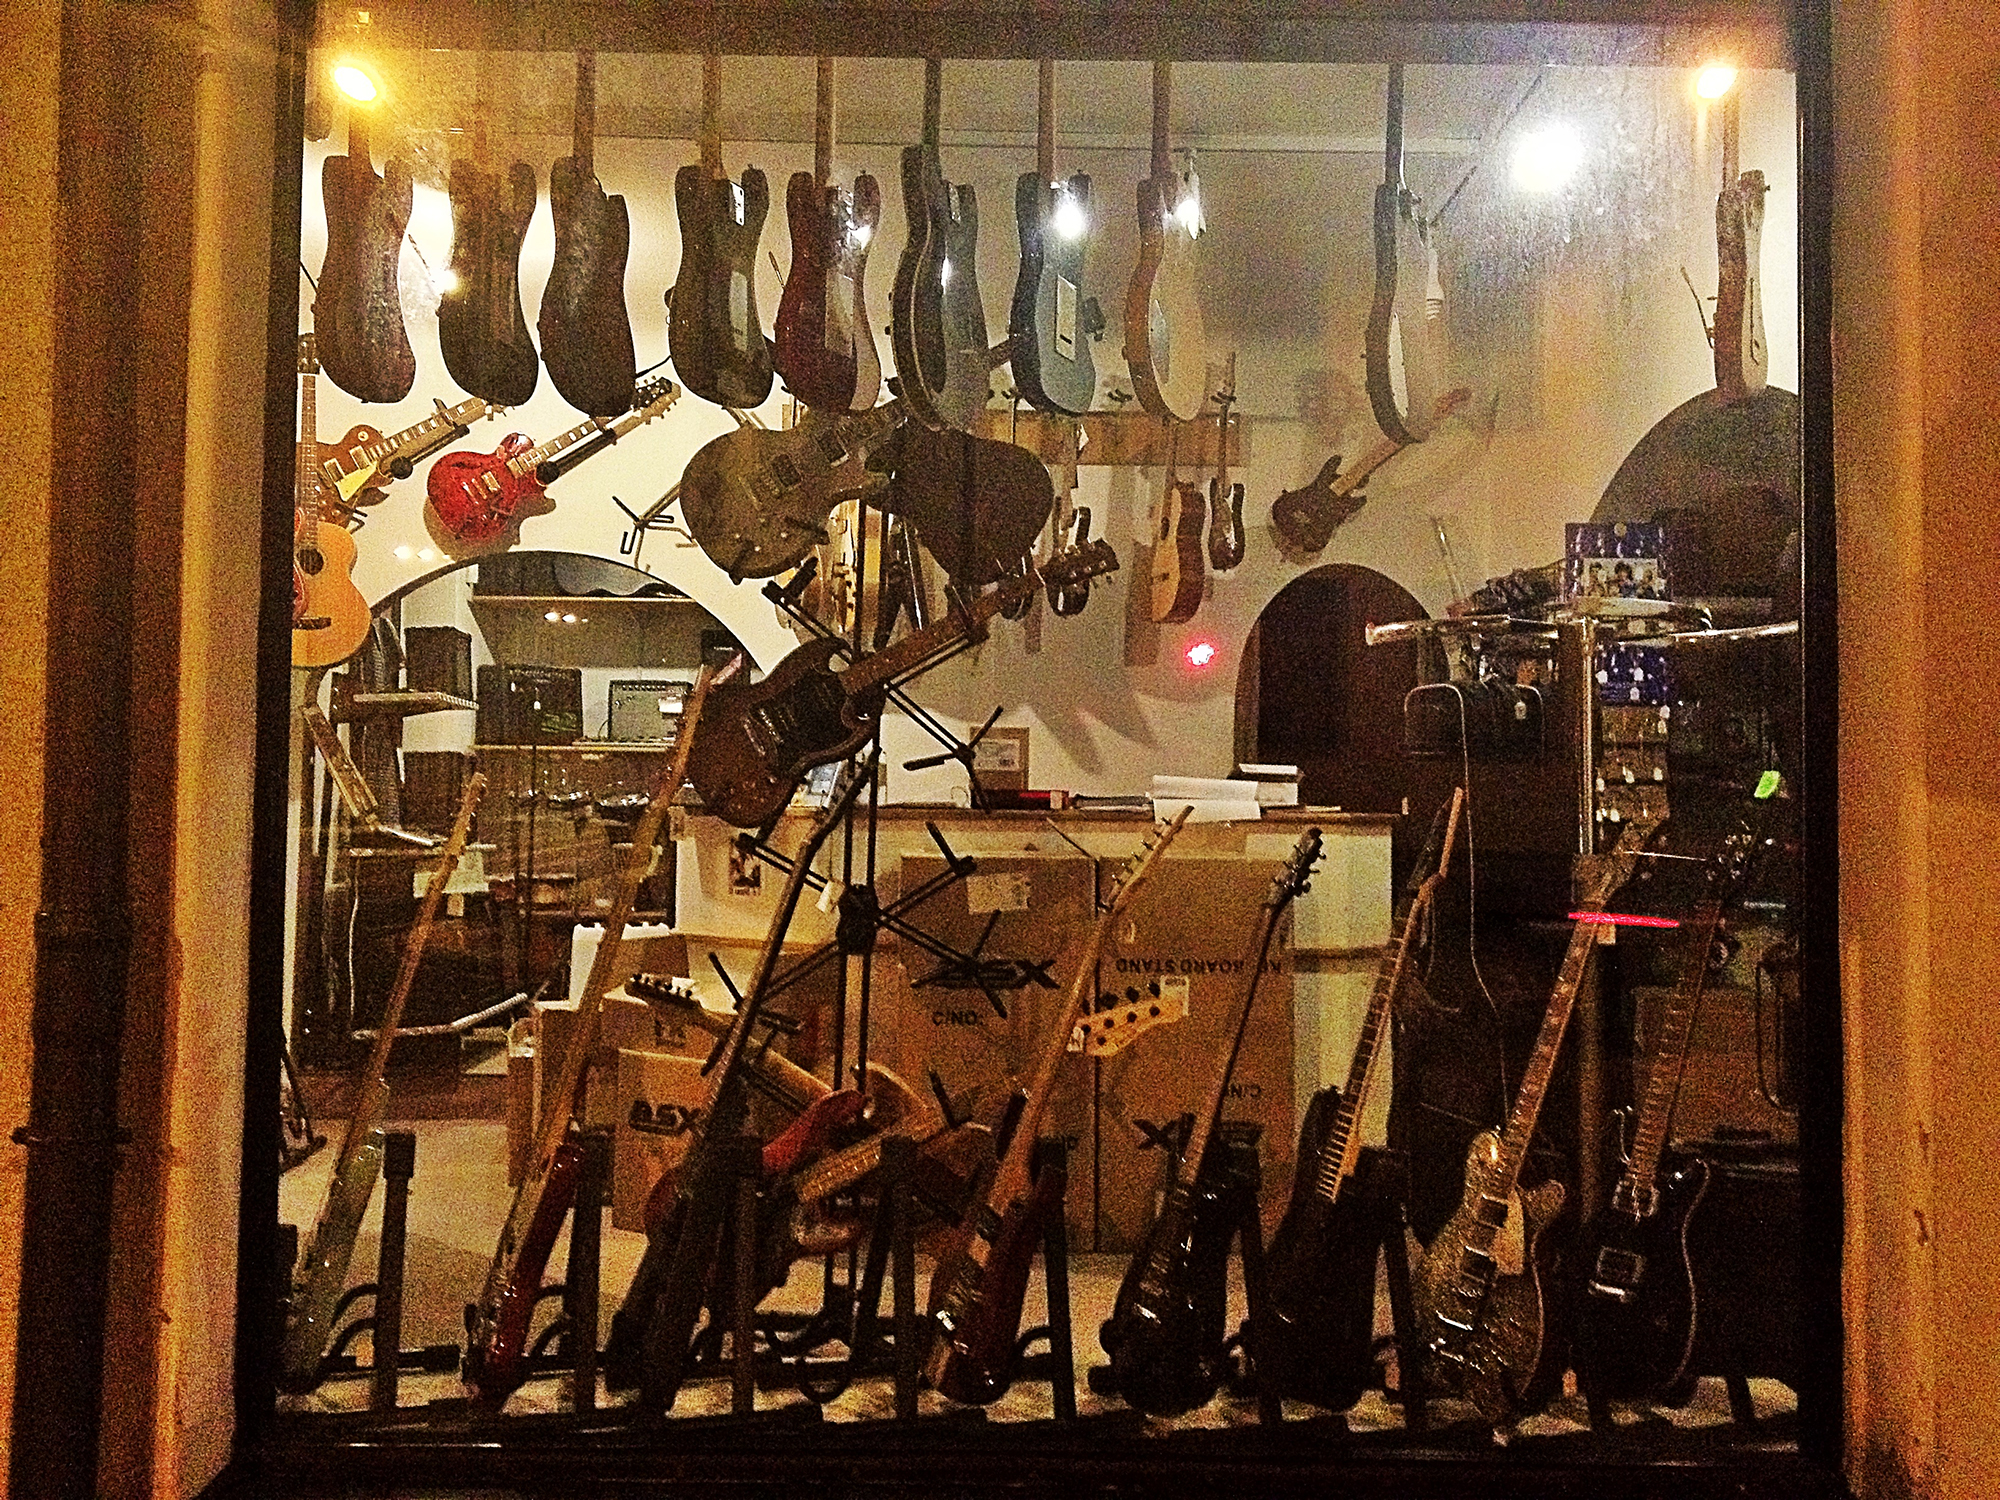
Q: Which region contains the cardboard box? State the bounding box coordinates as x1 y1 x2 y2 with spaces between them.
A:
612 1049 713 1231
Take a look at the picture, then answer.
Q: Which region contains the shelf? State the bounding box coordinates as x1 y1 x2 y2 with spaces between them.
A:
469 594 695 608
331 690 477 723
474 741 679 753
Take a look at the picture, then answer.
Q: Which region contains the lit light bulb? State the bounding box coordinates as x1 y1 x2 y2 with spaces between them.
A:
940 258 952 288
333 64 379 103
1185 640 1218 669
1052 193 1088 241
1695 64 1738 100
562 613 577 624
1510 122 1584 193
544 610 561 623
417 548 435 562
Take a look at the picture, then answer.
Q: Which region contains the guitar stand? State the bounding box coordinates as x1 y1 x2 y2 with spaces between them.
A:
1008 1138 1078 1423
1357 1146 1428 1433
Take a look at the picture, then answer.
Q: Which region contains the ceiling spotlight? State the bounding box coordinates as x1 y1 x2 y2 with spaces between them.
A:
1695 64 1738 100
332 64 379 103
1510 122 1584 193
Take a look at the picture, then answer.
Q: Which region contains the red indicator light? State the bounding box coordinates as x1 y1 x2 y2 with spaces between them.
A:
1185 641 1218 668
1568 911 1681 929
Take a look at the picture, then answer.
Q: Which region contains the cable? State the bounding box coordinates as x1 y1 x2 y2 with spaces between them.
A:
1456 682 1510 1110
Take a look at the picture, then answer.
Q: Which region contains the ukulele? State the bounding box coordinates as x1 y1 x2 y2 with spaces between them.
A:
1413 818 1658 1423
281 774 484 1390
602 759 870 1408
291 336 371 669
1574 829 1755 1405
1270 385 1471 556
685 539 1116 828
774 58 882 413
539 51 637 419
1009 60 1105 417
463 672 717 1405
315 392 505 510
876 407 1054 587
1149 428 1206 625
670 53 775 410
437 115 540 407
1712 93 1769 403
1259 790 1462 1411
314 105 416 405
924 809 1192 1404
426 376 681 549
1100 828 1323 1417
1364 64 1444 446
1205 360 1245 572
1124 62 1207 423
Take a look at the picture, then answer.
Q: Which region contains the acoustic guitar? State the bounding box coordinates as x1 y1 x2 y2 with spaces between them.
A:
1009 60 1104 417
539 51 637 419
1124 62 1206 423
670 53 775 411
437 118 540 407
774 58 882 413
1149 435 1206 625
314 105 416 405
291 336 371 669
314 392 504 511
1364 65 1444 446
1269 385 1470 556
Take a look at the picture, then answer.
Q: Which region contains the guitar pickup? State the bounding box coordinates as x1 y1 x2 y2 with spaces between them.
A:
813 432 849 467
1475 1193 1511 1228
1589 1246 1646 1301
1456 1244 1497 1285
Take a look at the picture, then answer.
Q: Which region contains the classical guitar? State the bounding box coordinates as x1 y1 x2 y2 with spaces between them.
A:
1149 435 1207 626
1124 62 1207 423
315 105 415 405
291 336 371 669
1364 64 1444 447
1575 829 1754 1405
1010 60 1105 417
281 774 483 1391
1712 96 1769 403
315 392 504 510
1260 790 1462 1411
685 539 1116 827
1270 386 1470 556
603 759 870 1408
670 53 775 410
925 809 1192 1404
427 376 681 549
463 672 716 1405
1412 818 1658 1424
437 120 540 407
539 51 637 419
774 58 882 413
1205 362 1245 572
877 404 1055 587
1100 828 1323 1417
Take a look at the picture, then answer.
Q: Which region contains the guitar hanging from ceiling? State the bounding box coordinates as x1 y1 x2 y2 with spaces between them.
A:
1711 88 1769 403
437 101 540 407
1364 63 1445 447
1124 61 1207 424
1010 59 1105 417
539 50 637 418
314 102 416 405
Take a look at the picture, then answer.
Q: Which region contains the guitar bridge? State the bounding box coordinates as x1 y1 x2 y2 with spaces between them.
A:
1589 1245 1646 1302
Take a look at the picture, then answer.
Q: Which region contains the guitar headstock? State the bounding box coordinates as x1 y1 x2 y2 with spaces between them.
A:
1042 537 1120 592
298 333 320 375
1581 817 1665 904
1266 826 1323 910
1069 977 1189 1058
1104 804 1192 920
632 376 683 421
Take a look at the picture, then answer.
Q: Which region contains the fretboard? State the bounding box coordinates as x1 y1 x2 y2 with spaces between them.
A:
1149 61 1171 181
1311 922 1409 1202
572 51 596 172
1624 894 1726 1185
507 414 605 478
297 370 320 523
837 576 1026 699
1173 895 1286 1195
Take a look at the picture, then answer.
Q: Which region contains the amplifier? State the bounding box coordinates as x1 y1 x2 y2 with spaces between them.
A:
476 664 584 745
404 626 473 700
403 750 475 834
607 679 690 743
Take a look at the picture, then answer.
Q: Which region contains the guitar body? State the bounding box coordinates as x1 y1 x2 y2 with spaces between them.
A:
1271 454 1357 556
1124 171 1206 422
1010 171 1100 416
292 517 371 668
316 149 416 405
1714 170 1769 402
438 158 540 407
280 1128 385 1390
775 172 881 411
670 165 776 410
1099 1169 1244 1417
1413 1131 1568 1422
889 144 952 428
684 638 872 827
1574 1154 1710 1404
879 424 1054 586
931 183 992 431
1149 480 1206 624
466 1136 585 1405
1206 479 1244 572
426 433 554 548
1047 506 1094 616
926 1157 1066 1405
320 423 390 507
1364 182 1441 446
539 155 636 418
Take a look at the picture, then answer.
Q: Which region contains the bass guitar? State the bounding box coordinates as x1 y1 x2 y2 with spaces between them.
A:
1575 829 1754 1404
1046 435 1094 617
1259 789 1462 1411
291 335 371 669
1270 386 1470 556
602 758 870 1408
315 105 416 405
539 51 637 418
1009 60 1104 417
1124 62 1206 423
1100 828 1324 1417
925 809 1191 1404
1205 363 1244 572
1363 65 1444 447
437 121 540 407
427 376 681 550
463 670 717 1405
1412 818 1658 1423
314 392 505 511
773 58 882 413
670 53 775 410
685 538 1116 827
281 774 483 1390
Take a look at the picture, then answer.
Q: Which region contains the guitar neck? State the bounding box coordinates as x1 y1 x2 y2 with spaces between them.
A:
1623 895 1726 1185
572 51 596 171
922 58 941 152
387 397 490 467
298 368 320 523
1149 61 1171 181
1036 59 1055 185
838 575 1025 699
1173 894 1288 1194
700 53 724 177
814 57 835 187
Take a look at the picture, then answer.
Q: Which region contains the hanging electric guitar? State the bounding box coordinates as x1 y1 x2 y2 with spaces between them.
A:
1010 60 1105 417
1205 361 1244 572
774 58 882 413
281 774 483 1391
539 51 637 418
925 809 1192 1404
1149 430 1207 625
315 105 416 405
1574 828 1755 1405
603 758 870 1408
1124 62 1206 423
1412 818 1659 1423
1100 828 1324 1417
685 538 1116 827
1712 95 1769 403
314 392 505 511
426 376 681 549
1270 386 1471 556
291 336 371 669
670 53 775 410
1363 64 1444 447
1046 434 1094 617
437 117 540 407
1259 790 1462 1411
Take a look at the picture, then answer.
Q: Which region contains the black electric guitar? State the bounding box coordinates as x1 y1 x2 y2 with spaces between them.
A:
602 757 870 1408
1363 64 1444 447
1205 364 1244 572
1259 790 1462 1410
539 51 637 418
315 105 415 405
1270 386 1469 556
1574 829 1754 1404
437 119 540 407
669 53 775 410
1009 60 1104 416
1099 828 1323 1417
1412 818 1657 1423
